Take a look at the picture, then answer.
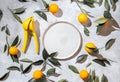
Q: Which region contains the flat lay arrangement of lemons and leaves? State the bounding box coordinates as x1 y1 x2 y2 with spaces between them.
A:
0 0 120 82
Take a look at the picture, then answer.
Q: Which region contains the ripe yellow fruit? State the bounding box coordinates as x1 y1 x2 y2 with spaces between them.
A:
33 70 43 80
49 3 59 14
79 70 89 80
9 46 19 55
78 13 88 24
85 42 97 54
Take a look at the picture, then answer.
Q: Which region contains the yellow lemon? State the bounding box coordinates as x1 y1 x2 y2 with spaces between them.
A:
79 70 89 80
78 13 88 24
9 46 19 55
49 3 59 14
33 70 43 80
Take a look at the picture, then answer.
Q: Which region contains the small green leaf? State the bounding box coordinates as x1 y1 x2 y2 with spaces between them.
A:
0 72 10 81
96 25 103 34
98 0 103 6
4 44 7 52
1 26 6 31
104 11 112 19
18 0 27 2
71 0 75 3
93 59 106 67
68 65 79 74
0 9 3 21
86 62 92 68
103 59 111 65
58 79 68 82
11 55 19 63
32 60 43 66
84 27 89 36
48 58 61 67
11 35 19 46
50 52 58 58
101 74 108 82
42 0 49 9
76 54 88 64
20 58 33 63
13 7 26 14
35 11 47 21
95 76 99 82
20 64 23 72
7 66 20 71
47 68 56 76
104 0 110 11
105 39 115 50
42 48 49 60
5 27 10 36
22 64 32 74
95 18 108 24
91 70 96 80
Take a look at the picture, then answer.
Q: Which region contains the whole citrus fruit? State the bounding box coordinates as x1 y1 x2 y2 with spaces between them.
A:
9 46 19 55
33 70 43 80
49 3 59 14
85 42 97 54
79 70 89 80
78 13 88 24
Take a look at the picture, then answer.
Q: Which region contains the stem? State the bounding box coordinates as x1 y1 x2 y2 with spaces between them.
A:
75 0 84 13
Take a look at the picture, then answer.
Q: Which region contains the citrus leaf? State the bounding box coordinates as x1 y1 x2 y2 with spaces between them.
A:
47 68 56 76
86 62 92 68
18 0 27 2
98 0 103 6
1 25 6 31
105 39 115 50
11 55 19 63
5 27 10 36
42 48 49 60
20 58 33 63
91 70 96 80
104 11 112 19
11 35 19 46
4 44 7 52
35 11 47 21
93 59 106 67
13 7 26 14
50 52 58 58
95 18 108 24
58 79 68 82
103 59 111 65
0 9 3 21
32 60 43 66
96 24 103 34
48 58 61 67
84 27 89 36
20 64 23 72
28 78 35 82
7 66 20 71
68 65 79 74
35 77 48 82
0 72 10 81
22 64 32 74
76 54 88 64
101 74 108 82
42 0 49 9
104 0 110 11
95 76 99 82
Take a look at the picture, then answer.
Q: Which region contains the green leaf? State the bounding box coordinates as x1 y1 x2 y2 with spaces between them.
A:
47 68 56 76
95 76 99 82
42 0 49 9
18 0 27 2
86 62 92 68
104 0 110 11
35 11 47 21
58 79 68 82
103 59 111 65
32 60 43 66
13 7 26 14
20 58 33 63
71 0 75 3
4 44 7 52
96 25 103 34
5 27 10 36
105 38 115 50
98 0 103 6
68 65 79 74
0 9 3 21
48 58 61 67
7 66 20 71
93 59 106 67
9 8 22 23
91 70 96 80
83 0 95 8
11 35 19 46
20 64 23 72
1 26 6 31
50 52 58 58
95 18 108 24
104 11 112 19
22 64 32 74
76 54 88 64
84 27 89 36
0 72 10 81
35 77 48 82
42 48 49 60
11 55 19 63
101 74 108 82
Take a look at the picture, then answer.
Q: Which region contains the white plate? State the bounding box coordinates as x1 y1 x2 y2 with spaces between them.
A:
43 21 82 60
